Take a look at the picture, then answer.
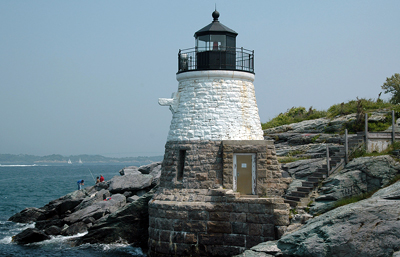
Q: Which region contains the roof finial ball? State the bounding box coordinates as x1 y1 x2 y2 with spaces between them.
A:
212 9 220 21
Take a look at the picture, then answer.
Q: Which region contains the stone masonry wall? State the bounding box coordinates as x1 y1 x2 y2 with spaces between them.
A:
222 140 290 197
159 140 223 190
148 189 289 256
159 70 264 141
160 140 290 195
150 141 291 256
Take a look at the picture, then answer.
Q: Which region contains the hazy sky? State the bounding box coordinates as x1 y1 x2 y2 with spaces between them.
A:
1 1 399 157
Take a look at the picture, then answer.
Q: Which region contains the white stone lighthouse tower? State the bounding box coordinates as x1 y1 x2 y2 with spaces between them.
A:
159 10 263 143
148 11 289 256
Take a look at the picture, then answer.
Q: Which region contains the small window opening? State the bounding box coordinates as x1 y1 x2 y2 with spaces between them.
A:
177 150 186 181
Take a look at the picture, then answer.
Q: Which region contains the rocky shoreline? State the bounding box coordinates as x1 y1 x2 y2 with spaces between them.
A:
9 162 161 250
8 111 400 256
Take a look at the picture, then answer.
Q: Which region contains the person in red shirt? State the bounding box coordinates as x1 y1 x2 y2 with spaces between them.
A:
100 175 104 182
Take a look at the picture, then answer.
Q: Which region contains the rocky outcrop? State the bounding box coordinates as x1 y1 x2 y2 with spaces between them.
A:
281 158 325 195
235 179 400 257
9 162 161 248
76 188 155 247
263 111 388 135
12 228 51 244
310 155 400 214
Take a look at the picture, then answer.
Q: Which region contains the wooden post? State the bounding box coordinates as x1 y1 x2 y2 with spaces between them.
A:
345 129 348 164
392 110 395 144
326 145 330 176
365 113 368 152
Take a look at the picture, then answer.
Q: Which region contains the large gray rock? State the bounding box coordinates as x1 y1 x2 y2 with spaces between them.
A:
73 189 110 211
234 241 281 257
282 158 325 195
108 173 153 193
311 155 400 214
264 118 331 134
12 228 50 244
56 199 83 214
63 194 126 224
277 180 400 257
119 166 139 175
8 207 47 223
138 162 162 174
76 189 156 249
62 221 88 236
264 112 387 134
282 158 326 179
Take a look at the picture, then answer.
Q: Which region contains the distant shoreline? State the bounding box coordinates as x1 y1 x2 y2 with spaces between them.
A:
0 154 163 165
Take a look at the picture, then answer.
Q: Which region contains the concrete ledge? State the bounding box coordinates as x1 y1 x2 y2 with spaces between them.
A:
223 140 273 146
176 70 255 82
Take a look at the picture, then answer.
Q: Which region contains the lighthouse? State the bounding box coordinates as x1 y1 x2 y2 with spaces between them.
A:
149 11 289 256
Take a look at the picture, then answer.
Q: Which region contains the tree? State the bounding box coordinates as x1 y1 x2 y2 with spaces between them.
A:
381 73 400 104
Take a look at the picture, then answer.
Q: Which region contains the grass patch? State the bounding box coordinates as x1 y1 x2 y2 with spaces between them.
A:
350 141 400 159
262 98 400 134
262 106 327 130
332 190 378 209
311 134 321 143
386 173 400 187
321 173 400 214
278 156 310 164
326 98 395 118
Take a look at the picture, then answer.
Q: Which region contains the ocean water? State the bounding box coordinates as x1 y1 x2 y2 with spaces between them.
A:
0 163 148 257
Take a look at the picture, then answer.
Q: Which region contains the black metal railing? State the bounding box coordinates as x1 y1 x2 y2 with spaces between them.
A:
178 47 254 73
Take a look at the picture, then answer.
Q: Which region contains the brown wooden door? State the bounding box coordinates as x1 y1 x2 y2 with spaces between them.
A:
236 154 253 195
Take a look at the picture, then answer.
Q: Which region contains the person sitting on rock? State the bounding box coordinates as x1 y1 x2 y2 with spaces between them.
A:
77 179 84 190
96 177 100 184
100 175 104 182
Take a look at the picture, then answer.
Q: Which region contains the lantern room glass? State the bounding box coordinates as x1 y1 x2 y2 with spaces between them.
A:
197 35 233 51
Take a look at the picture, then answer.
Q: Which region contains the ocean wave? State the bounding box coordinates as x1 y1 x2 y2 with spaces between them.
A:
79 242 146 256
0 236 12 244
0 222 34 245
34 232 88 246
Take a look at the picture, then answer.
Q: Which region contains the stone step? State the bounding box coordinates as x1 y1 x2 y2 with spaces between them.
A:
331 157 343 162
239 195 258 199
308 177 320 182
313 171 326 178
284 199 299 207
330 161 339 167
316 169 327 174
285 195 301 202
297 186 314 193
335 152 345 157
291 191 309 197
302 181 318 187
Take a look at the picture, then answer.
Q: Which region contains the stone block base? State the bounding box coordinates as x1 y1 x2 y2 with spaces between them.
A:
147 189 289 256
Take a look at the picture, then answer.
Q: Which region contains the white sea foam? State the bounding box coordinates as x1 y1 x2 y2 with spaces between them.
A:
79 241 145 255
36 232 88 245
0 236 12 244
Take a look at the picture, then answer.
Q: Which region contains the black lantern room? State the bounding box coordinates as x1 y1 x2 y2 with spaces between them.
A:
178 11 254 73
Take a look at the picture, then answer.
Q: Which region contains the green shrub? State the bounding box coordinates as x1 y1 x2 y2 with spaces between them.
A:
311 134 321 143
262 106 327 129
327 98 394 118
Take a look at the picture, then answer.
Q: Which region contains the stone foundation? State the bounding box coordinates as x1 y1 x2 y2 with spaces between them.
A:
159 140 289 195
159 140 223 190
148 140 290 256
148 189 289 256
222 140 289 196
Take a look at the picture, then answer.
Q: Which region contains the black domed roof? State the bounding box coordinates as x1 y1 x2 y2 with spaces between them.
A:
194 11 238 37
